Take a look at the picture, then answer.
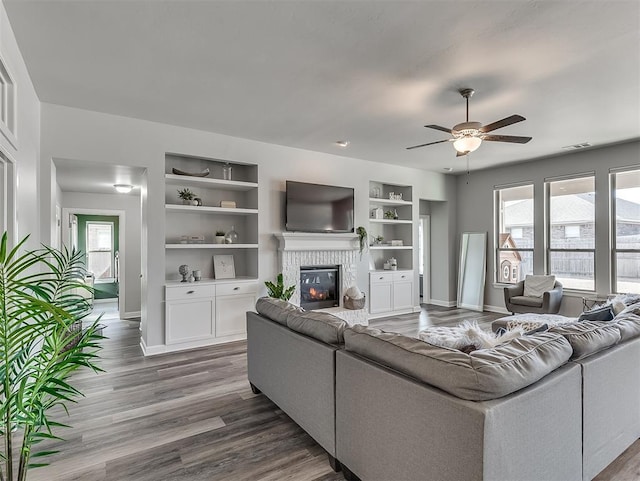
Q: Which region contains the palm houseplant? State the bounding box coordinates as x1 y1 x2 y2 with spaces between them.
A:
0 232 104 481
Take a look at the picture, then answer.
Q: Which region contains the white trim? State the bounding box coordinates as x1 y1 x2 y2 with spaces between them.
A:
484 304 510 314
544 171 595 183
428 299 457 308
140 337 166 356
123 311 141 319
274 232 358 251
609 164 640 174
140 334 246 357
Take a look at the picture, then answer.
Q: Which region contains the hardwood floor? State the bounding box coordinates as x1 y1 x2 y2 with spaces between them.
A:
26 303 639 480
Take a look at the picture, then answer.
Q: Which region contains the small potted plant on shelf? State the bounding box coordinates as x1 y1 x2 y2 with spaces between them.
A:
215 229 226 244
178 188 197 205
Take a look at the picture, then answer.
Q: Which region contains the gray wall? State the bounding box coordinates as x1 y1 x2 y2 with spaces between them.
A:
39 103 458 351
455 140 640 316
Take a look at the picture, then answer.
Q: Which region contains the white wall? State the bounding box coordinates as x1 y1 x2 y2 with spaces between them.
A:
0 2 40 249
61 191 142 317
39 103 455 351
455 141 640 316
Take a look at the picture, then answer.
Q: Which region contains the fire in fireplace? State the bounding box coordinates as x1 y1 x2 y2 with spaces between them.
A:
299 265 340 310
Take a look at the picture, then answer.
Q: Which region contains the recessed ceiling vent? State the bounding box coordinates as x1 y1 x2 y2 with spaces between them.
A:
562 142 592 150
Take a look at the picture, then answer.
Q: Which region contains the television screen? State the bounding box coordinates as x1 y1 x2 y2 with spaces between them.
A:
286 181 354 233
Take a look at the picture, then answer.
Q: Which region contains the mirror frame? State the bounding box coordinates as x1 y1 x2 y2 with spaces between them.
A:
457 232 487 312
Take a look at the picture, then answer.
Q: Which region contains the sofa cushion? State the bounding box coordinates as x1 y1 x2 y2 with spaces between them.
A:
344 325 572 401
287 310 347 345
509 295 543 308
549 321 621 360
614 301 640 320
523 275 556 298
578 305 614 322
255 297 304 326
614 313 640 342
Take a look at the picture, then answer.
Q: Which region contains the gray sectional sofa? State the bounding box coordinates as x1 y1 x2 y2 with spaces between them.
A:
246 297 640 481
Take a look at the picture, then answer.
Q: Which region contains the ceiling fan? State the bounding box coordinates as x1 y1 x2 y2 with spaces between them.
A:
407 88 532 156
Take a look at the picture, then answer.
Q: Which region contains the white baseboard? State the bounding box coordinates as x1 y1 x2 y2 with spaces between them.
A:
140 334 247 357
484 304 510 314
428 299 457 308
123 311 141 320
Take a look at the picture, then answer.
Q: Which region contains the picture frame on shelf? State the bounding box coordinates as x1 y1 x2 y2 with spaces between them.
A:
213 255 236 279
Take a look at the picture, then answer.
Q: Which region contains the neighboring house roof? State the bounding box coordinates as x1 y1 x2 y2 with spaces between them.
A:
498 234 522 261
504 194 640 226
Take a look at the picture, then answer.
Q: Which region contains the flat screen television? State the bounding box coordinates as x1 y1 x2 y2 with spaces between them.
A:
286 181 354 233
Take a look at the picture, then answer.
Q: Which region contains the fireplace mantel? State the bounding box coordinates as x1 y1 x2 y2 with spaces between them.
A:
274 232 359 251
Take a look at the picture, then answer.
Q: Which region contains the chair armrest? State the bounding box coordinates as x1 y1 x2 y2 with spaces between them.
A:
504 281 525 310
542 283 564 314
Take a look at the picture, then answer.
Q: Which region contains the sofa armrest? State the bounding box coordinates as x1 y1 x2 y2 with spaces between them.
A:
542 282 564 314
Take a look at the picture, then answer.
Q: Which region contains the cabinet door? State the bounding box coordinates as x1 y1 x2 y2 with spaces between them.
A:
370 281 393 314
166 298 215 344
393 280 414 310
215 293 255 338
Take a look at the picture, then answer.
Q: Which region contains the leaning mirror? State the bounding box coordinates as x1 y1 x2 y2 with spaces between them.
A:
457 232 487 312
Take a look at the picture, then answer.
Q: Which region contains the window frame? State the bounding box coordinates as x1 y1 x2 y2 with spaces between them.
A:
610 166 640 294
86 221 115 282
545 173 596 292
494 183 535 285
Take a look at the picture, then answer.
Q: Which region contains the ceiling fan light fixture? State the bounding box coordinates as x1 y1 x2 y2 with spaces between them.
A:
453 136 482 153
114 184 134 194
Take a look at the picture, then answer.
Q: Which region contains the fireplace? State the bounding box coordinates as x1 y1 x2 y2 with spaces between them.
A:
299 265 340 310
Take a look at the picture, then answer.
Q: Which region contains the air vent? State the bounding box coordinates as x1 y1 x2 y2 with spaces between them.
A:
562 142 592 150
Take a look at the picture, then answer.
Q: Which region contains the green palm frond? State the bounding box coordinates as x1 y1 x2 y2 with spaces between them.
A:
0 232 104 481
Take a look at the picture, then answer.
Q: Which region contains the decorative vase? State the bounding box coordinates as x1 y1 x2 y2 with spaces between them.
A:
223 163 233 180
225 226 239 244
178 264 190 282
182 199 190 205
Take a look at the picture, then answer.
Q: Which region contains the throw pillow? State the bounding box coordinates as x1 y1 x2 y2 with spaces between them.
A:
523 275 556 298
578 305 614 322
611 300 626 316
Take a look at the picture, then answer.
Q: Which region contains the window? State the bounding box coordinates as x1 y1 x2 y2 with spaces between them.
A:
547 175 595 291
495 184 534 284
612 168 640 294
0 55 16 141
86 222 114 280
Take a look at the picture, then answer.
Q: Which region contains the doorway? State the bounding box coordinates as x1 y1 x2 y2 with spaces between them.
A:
419 215 431 303
63 208 127 320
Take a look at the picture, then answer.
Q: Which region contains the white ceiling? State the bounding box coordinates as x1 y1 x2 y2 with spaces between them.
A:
5 0 640 176
54 158 145 195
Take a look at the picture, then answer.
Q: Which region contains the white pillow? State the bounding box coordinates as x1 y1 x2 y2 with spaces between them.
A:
523 275 556 298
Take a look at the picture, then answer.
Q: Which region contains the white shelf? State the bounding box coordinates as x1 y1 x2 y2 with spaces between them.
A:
165 243 259 249
370 219 413 224
165 204 258 215
165 276 258 286
165 174 258 191
370 245 413 250
369 197 413 206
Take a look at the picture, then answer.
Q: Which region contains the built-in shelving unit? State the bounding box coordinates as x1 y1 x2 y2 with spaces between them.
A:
163 154 260 352
368 181 414 271
164 154 259 282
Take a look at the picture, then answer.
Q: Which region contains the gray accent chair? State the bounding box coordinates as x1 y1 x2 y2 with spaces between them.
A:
504 279 563 314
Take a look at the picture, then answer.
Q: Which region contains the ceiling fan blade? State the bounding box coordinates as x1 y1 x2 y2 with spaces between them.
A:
480 115 526 133
424 124 452 134
482 134 532 144
406 139 451 150
456 150 468 157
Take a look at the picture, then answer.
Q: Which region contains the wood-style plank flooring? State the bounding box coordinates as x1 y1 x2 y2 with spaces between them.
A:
26 302 639 480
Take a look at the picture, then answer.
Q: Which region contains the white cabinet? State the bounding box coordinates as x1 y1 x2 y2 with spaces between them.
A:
369 272 393 314
369 270 414 317
165 280 257 351
165 284 216 345
392 271 414 311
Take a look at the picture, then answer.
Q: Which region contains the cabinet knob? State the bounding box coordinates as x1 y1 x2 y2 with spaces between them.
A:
233 287 240 291
379 276 384 280
187 290 195 294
